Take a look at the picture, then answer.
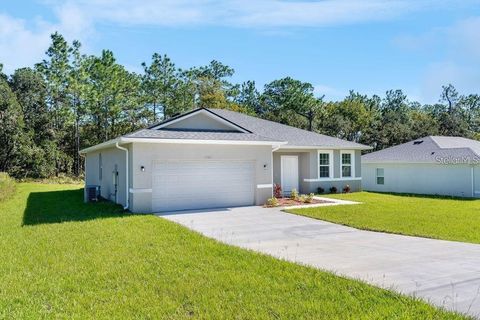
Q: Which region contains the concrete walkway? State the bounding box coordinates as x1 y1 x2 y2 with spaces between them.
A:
160 206 480 318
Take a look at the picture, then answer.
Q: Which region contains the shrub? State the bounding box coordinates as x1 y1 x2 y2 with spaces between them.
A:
317 187 325 194
0 173 15 202
273 184 282 198
290 188 299 200
299 195 306 203
343 185 351 193
304 193 314 203
266 197 279 207
329 186 337 194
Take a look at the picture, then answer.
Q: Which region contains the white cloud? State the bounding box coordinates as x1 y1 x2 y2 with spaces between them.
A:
0 2 93 74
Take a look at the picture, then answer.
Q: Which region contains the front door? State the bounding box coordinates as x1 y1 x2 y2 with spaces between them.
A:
281 156 299 195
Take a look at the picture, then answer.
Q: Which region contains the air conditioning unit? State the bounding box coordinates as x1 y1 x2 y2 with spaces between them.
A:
86 185 101 202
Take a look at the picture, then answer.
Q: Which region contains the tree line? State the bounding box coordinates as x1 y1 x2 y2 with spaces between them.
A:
1 32 479 178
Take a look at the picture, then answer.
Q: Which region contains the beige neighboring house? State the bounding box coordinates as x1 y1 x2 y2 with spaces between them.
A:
362 136 480 198
80 108 370 213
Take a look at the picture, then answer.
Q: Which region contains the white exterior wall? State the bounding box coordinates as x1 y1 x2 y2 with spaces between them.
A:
84 145 131 207
362 162 475 197
129 143 273 213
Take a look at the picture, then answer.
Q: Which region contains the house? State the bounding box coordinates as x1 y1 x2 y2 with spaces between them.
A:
362 136 480 198
80 108 370 212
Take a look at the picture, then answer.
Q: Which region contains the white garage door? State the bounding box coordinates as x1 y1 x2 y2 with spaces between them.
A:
152 160 255 212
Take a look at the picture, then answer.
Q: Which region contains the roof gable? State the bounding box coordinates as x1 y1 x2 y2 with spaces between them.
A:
150 108 250 133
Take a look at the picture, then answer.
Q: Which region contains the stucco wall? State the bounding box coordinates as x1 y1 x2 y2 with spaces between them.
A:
362 162 474 197
84 145 131 207
273 149 363 194
129 143 273 212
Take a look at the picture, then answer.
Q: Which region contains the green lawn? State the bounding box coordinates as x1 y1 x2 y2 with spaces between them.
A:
0 184 467 319
289 192 480 244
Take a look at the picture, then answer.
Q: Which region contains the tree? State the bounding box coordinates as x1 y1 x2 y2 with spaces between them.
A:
0 75 29 176
141 53 178 121
187 60 238 109
320 92 373 142
36 32 73 175
83 50 143 143
10 68 56 177
378 90 413 148
236 81 262 114
262 77 322 131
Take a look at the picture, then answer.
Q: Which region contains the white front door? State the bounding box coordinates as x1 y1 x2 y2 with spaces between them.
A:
281 156 299 194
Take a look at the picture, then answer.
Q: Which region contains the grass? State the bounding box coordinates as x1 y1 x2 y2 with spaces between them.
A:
0 172 15 202
0 184 468 319
288 192 480 244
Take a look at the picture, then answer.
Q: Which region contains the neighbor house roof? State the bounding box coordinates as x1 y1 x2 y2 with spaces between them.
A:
362 136 480 164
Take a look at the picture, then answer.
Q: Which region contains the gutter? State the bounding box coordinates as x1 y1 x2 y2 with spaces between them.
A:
115 142 129 210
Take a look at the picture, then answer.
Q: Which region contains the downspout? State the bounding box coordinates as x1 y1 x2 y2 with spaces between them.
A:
115 142 129 210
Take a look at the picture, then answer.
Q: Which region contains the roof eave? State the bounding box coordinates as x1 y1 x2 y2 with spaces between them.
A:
80 137 287 154
278 145 372 150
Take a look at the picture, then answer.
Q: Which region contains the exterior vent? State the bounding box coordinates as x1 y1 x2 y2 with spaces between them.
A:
86 185 101 202
413 140 423 145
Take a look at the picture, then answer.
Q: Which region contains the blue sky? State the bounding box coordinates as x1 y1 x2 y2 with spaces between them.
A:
1 1 479 103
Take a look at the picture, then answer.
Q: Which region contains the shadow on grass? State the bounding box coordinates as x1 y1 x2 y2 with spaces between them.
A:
23 188 140 226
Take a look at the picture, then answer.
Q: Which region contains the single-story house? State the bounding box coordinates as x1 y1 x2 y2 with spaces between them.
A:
362 136 480 198
80 108 370 212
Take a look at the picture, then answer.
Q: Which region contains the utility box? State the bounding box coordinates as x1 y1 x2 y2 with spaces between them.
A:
86 185 101 202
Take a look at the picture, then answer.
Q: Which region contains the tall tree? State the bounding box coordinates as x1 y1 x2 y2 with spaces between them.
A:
0 74 29 175
141 53 178 121
10 68 56 177
262 77 322 131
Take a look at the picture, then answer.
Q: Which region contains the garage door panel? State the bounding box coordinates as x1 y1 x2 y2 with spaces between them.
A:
152 160 255 212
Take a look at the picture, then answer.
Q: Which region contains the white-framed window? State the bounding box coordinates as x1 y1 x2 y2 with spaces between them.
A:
376 168 384 185
340 151 355 178
99 153 103 181
318 150 333 179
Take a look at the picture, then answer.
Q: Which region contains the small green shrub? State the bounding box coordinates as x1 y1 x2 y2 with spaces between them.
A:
343 185 351 193
266 197 279 207
299 195 306 203
290 188 299 200
329 186 338 194
304 193 314 203
0 173 15 202
317 187 325 194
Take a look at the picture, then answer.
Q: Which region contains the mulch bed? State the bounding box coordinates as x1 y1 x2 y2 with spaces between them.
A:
265 197 332 208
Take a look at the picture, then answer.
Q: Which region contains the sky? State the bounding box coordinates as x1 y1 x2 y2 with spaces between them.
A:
1 0 480 104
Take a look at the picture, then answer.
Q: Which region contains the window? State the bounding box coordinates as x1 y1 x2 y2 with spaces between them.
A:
376 168 384 185
341 151 354 178
99 153 103 181
318 152 332 178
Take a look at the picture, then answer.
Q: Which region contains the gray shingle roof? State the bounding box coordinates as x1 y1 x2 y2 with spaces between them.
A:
125 129 282 142
207 108 369 149
362 136 480 163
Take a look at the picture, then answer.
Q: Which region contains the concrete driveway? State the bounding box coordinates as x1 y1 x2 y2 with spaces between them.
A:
160 206 480 317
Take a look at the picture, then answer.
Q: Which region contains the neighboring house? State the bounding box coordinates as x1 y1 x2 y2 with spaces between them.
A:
80 108 370 212
362 136 480 198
